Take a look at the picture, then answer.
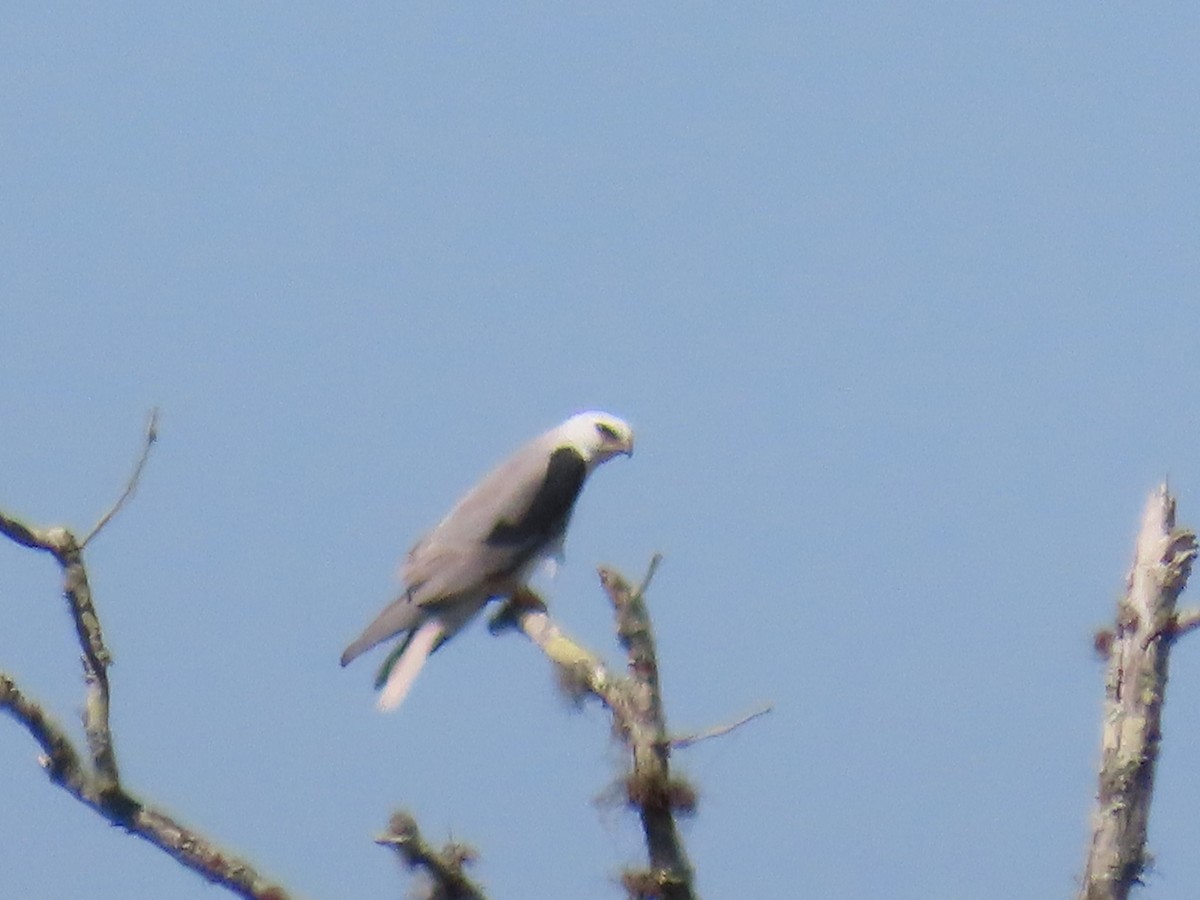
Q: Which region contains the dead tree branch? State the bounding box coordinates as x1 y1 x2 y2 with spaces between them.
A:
1078 485 1198 900
376 811 486 900
0 419 294 900
492 556 698 900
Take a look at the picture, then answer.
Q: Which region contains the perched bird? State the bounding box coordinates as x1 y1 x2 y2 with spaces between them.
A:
341 410 634 710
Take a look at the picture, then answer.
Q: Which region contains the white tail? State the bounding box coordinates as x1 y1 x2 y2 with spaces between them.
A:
376 618 445 712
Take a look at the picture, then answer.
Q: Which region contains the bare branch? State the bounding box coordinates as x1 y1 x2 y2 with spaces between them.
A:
1078 485 1198 900
0 508 54 550
1 667 292 898
38 526 121 785
0 519 121 785
2 496 295 900
0 673 87 790
489 588 639 722
671 703 774 750
493 560 697 899
81 407 159 548
376 811 486 900
598 562 695 900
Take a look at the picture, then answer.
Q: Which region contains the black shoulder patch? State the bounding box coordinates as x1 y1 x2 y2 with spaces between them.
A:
486 447 588 548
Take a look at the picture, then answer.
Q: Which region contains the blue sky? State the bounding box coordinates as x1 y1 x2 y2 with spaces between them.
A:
3 5 1200 899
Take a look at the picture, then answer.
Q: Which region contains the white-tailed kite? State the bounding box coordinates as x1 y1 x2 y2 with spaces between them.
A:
341 410 634 710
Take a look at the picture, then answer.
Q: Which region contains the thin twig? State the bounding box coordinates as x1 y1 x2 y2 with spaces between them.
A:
82 407 159 548
1171 606 1200 639
633 553 663 600
671 703 774 750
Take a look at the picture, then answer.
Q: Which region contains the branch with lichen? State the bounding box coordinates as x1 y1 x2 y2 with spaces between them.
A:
1078 485 1199 900
0 413 293 900
376 811 486 900
491 556 698 900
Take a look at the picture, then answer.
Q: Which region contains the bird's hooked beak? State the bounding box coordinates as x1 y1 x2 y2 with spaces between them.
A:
608 428 633 458
595 431 633 466
587 413 634 462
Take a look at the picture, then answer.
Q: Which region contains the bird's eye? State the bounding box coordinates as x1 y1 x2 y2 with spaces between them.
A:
595 421 621 441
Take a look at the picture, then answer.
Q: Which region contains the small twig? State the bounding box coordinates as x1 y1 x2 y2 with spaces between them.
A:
81 408 159 548
1171 606 1200 639
376 811 486 900
633 553 663 600
671 703 774 750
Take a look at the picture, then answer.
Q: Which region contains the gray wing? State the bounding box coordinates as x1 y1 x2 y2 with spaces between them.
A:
341 429 585 667
403 431 585 603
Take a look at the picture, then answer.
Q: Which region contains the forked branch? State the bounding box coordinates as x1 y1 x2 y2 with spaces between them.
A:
0 415 293 900
376 811 486 900
492 557 699 900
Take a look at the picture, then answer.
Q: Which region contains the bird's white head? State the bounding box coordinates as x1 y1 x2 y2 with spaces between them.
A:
556 410 635 468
